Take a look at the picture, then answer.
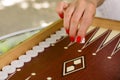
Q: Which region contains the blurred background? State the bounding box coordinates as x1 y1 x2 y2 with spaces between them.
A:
0 0 63 36
0 0 72 54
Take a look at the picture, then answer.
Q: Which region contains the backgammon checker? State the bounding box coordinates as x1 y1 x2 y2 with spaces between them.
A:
0 17 120 80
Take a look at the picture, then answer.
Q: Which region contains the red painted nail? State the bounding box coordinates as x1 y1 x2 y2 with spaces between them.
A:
76 36 81 43
66 29 69 34
59 13 64 19
70 36 75 42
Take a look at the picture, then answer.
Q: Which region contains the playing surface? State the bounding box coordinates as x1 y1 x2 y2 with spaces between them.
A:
6 27 120 80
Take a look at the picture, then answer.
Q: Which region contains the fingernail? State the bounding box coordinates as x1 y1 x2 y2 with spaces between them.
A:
76 36 82 43
59 13 64 19
81 38 85 44
66 29 69 34
70 36 75 42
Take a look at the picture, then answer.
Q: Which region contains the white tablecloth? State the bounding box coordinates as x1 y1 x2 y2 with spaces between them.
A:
96 0 120 21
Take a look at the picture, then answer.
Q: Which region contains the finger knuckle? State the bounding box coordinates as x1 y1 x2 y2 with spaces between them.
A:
65 11 71 18
71 17 78 24
83 17 91 24
64 22 69 28
89 3 96 11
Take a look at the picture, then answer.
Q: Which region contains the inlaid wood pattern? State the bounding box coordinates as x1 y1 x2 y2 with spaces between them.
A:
8 27 120 80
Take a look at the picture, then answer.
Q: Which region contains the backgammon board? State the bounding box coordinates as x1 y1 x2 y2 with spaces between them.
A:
0 17 120 80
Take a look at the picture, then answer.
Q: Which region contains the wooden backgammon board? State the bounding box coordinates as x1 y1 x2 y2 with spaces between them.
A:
0 17 120 80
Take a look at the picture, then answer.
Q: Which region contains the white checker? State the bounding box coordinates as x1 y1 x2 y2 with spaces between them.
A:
39 42 50 48
2 65 16 74
60 33 67 36
19 55 31 63
45 38 56 44
26 50 38 58
74 59 81 65
56 30 67 36
50 34 61 40
33 46 44 53
11 60 24 68
66 66 75 72
61 28 66 33
61 28 65 31
56 30 63 34
0 71 8 80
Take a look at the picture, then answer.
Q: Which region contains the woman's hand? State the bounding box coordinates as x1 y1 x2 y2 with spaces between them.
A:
56 0 100 43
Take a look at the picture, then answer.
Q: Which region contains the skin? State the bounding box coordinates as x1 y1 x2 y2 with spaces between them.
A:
56 0 105 43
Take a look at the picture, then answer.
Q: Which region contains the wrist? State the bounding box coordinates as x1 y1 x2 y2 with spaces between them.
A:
88 0 105 7
96 0 105 7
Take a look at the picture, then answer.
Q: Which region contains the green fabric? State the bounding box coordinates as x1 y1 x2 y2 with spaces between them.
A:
0 30 39 54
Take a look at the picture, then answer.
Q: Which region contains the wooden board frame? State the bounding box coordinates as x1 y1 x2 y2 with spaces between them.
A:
0 17 120 70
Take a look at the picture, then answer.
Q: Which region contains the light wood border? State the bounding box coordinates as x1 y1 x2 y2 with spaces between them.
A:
92 17 120 31
0 17 120 70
